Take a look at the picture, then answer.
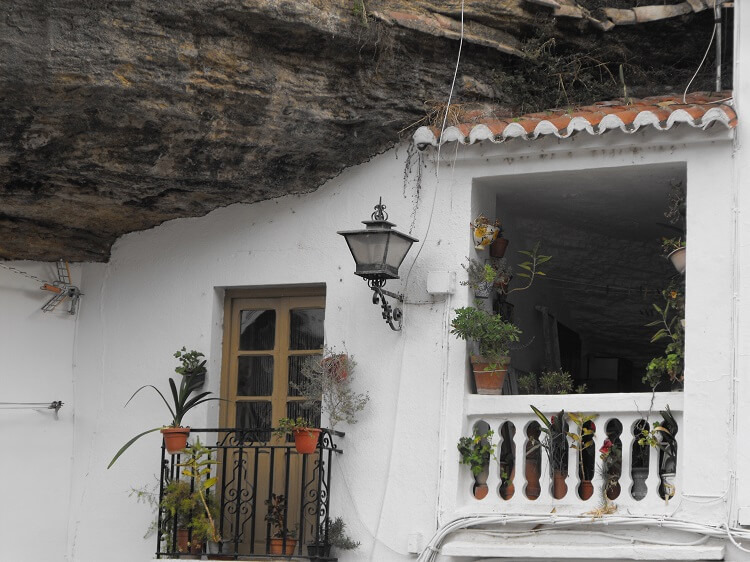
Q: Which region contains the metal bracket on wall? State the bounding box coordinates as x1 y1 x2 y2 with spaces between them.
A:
0 401 64 418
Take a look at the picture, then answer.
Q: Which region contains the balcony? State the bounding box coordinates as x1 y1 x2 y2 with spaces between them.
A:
458 392 683 514
154 428 342 560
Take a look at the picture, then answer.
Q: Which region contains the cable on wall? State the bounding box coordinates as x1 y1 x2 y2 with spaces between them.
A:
0 401 63 412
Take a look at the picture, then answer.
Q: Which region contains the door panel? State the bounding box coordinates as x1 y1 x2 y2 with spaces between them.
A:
220 291 324 554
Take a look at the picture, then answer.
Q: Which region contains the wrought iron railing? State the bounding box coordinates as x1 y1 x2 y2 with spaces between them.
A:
155 428 342 560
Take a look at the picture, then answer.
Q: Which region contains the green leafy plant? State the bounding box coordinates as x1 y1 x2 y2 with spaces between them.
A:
108 348 222 468
129 478 161 539
274 417 317 439
567 413 597 481
509 243 552 294
638 406 678 473
293 349 369 428
661 237 685 256
176 438 220 543
643 282 684 388
328 517 360 550
265 493 297 539
529 407 568 474
539 369 586 394
450 306 521 365
517 372 538 394
599 438 622 495
351 0 368 27
457 428 496 476
518 370 586 394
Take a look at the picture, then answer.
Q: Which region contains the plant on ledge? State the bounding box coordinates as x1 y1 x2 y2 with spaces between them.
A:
265 493 298 555
530 407 568 499
457 428 496 500
156 439 221 554
293 348 370 429
518 369 586 394
108 348 222 468
176 439 221 545
275 417 321 454
568 413 597 500
451 306 521 395
643 281 684 389
638 406 679 499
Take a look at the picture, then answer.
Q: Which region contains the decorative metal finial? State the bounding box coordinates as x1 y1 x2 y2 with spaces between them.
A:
372 197 388 221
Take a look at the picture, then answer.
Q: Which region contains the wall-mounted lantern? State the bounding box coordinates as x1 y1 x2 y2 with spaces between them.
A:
337 198 418 331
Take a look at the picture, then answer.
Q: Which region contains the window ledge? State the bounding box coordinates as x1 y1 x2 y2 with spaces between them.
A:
465 391 684 417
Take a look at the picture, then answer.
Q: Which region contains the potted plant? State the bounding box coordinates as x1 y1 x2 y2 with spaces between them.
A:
450 306 521 395
159 439 221 557
567 413 597 500
265 493 297 555
638 407 678 499
518 370 586 394
471 215 500 250
293 349 369 429
631 420 650 501
461 258 497 298
108 348 222 467
643 282 685 389
498 423 516 500
524 423 542 500
662 237 686 274
308 516 360 558
276 417 321 454
457 428 496 499
599 437 622 500
490 224 509 258
530 407 568 499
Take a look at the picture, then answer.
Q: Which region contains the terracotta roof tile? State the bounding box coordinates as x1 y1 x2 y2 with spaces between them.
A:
412 91 736 148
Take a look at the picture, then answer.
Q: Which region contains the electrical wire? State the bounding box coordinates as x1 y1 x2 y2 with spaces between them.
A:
0 262 49 285
402 0 465 293
682 0 718 103
417 512 750 562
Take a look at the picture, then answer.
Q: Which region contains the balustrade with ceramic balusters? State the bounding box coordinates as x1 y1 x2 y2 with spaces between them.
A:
458 392 683 514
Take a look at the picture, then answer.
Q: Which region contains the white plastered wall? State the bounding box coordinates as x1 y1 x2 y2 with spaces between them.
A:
1 262 80 560
3 124 740 561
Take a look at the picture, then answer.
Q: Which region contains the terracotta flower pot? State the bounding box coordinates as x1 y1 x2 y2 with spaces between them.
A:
473 483 489 499
177 528 190 553
490 237 509 258
322 354 348 381
470 355 509 395
606 481 621 500
473 467 489 499
293 428 321 454
668 247 686 274
525 460 541 500
161 426 190 454
579 480 594 500
500 481 515 500
269 537 297 555
552 471 567 500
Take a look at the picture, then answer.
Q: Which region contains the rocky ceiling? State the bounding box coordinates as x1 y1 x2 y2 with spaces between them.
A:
0 0 729 261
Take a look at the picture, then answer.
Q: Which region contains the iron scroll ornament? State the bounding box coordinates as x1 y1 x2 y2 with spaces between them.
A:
368 279 404 331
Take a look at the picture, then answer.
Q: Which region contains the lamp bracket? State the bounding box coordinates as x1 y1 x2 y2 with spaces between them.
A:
368 279 403 331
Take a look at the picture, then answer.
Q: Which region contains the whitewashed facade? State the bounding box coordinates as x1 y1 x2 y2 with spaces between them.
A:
4 7 750 562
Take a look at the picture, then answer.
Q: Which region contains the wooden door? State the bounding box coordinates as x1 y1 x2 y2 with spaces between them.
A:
220 289 324 554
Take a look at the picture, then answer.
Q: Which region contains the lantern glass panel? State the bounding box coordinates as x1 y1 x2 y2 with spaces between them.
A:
385 234 415 270
345 231 389 267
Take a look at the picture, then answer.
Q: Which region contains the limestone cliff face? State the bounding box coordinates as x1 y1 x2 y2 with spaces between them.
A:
0 0 725 261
